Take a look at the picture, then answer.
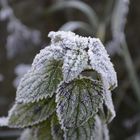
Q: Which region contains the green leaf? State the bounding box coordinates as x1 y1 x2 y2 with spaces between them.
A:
56 77 104 129
51 114 64 140
47 1 99 29
59 21 93 35
65 116 109 140
64 117 95 140
16 60 63 103
8 97 55 128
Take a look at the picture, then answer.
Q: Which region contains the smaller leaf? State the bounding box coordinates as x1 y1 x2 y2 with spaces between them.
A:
16 60 63 103
56 77 104 129
64 117 95 140
65 116 109 140
51 114 64 140
8 97 55 128
63 49 88 82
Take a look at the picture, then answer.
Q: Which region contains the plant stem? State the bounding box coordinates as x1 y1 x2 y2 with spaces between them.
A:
121 37 140 103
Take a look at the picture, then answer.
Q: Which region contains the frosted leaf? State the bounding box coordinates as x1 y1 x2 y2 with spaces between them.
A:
0 117 8 126
56 77 104 129
51 114 64 140
32 46 64 70
63 49 88 82
64 117 95 140
88 38 117 90
8 97 55 128
65 116 109 140
16 60 62 103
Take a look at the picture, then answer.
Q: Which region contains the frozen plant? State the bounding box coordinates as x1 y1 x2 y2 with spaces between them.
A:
0 31 117 140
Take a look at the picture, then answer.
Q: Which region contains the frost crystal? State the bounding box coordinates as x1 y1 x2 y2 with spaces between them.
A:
49 31 117 89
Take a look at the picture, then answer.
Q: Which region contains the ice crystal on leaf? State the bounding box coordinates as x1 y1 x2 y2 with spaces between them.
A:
56 77 104 129
0 31 117 140
48 31 117 89
8 97 55 128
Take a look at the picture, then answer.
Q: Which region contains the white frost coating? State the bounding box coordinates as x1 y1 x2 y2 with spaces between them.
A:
48 31 117 87
63 49 88 82
103 89 116 123
32 45 64 70
88 38 117 90
0 117 8 126
48 31 89 50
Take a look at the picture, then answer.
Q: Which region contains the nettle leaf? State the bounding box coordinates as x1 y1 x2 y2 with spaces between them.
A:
56 77 104 129
64 117 95 140
32 46 64 70
64 116 109 140
51 114 64 140
88 38 117 90
8 97 55 128
63 49 88 82
16 59 63 103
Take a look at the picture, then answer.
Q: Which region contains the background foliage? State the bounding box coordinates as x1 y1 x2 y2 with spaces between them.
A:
0 0 140 140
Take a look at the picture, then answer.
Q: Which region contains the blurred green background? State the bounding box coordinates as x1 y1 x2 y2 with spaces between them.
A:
0 0 140 140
